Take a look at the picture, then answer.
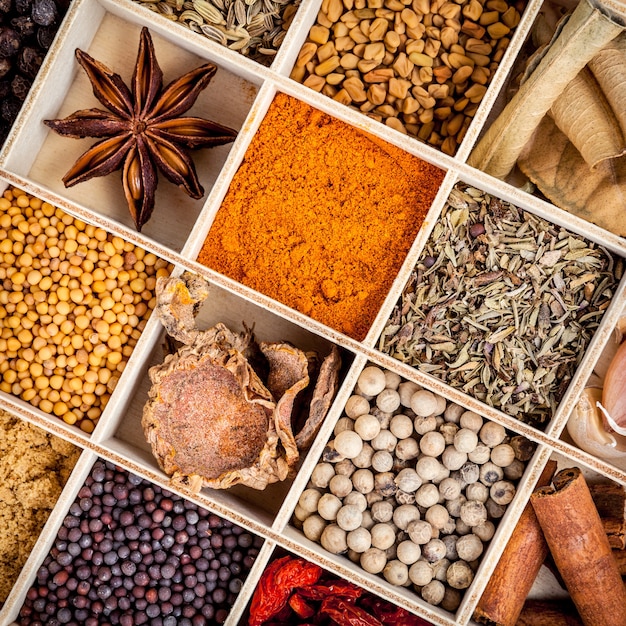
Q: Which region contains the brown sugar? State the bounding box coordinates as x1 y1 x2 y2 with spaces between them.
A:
197 93 445 341
0 410 80 604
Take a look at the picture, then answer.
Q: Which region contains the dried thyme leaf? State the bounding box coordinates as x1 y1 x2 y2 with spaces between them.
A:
379 182 622 429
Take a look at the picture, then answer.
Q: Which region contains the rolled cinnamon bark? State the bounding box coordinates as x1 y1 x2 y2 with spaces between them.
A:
530 467 626 626
516 599 583 626
473 461 557 626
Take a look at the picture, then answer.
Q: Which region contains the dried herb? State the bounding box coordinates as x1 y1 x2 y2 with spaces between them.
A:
44 27 238 231
379 183 621 429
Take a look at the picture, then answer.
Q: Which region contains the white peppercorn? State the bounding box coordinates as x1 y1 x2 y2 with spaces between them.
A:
344 491 367 512
371 408 392 429
446 495 467 518
411 389 439 417
413 415 438 435
398 381 421 407
442 535 459 561
347 549 361 564
299 488 323 514
442 445 467 471
395 490 416 506
347 527 371 553
460 411 483 432
465 482 489 503
422 580 445 605
441 587 462 612
447 560 474 589
361 510 375 530
480 462 504 486
354 414 381 441
320 524 348 554
431 557 451 582
503 458 525 481
371 450 394 473
409 560 433 586
357 366 387 396
360 547 387 574
468 443 492 465
473 520 496 542
377 389 401 413
490 443 516 467
322 444 344 463
395 468 422 493
460 500 487 527
385 544 398 563
392 504 420 530
374 472 397 498
510 435 536 461
352 442 375 468
396 540 421 565
444 402 464 424
479 421 506 447
334 416 355 435
456 534 484 561
370 523 396 550
345 394 370 419
415 483 440 508
302 515 326 542
384 370 401 390
454 428 479 454
485 498 507 519
439 422 459 445
425 504 449 530
419 431 446 457
371 500 394 524
440 517 457 535
390 414 414 439
407 520 432 545
366 491 384 507
433 395 447 416
489 480 516 505
317 493 342 521
456 519 472 535
334 458 356 477
293 504 311 522
329 474 353 498
422 538 446 563
351 469 374 494
438 477 462 501
371 429 397 452
383 560 409 586
336 504 363 531
333 430 363 459
395 438 420 461
311 462 335 488
433 464 451 484
458 461 480 485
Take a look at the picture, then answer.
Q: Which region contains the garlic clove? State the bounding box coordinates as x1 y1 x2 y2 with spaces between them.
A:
566 387 626 459
602 340 626 432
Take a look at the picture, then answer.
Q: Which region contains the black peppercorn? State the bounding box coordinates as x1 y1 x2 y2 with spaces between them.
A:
0 26 20 56
31 0 56 25
10 14 33 36
469 222 486 238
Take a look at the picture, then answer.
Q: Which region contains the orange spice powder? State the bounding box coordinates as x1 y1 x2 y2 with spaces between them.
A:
197 93 445 340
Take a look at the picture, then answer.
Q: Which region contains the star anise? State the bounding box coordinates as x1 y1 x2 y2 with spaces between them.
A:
44 27 238 231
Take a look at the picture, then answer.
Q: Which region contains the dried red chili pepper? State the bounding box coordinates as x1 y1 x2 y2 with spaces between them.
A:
320 596 384 626
248 556 323 626
289 592 316 619
360 597 432 626
299 580 363 601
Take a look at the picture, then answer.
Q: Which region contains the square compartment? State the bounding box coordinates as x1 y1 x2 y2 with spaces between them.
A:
377 180 624 432
0 0 262 252
99 275 352 529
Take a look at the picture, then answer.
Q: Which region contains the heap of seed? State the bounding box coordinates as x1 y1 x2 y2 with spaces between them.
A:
291 0 525 154
0 186 171 432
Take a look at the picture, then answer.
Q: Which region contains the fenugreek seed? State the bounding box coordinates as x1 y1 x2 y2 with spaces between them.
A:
462 21 486 39
439 2 461 19
363 68 394 82
487 22 511 39
408 52 433 67
406 39 425 56
340 53 361 69
386 117 407 133
413 0 430 15
424 38 441 58
440 25 459 49
290 65 306 82
446 112 465 136
433 65 452 82
343 76 368 101
369 17 389 41
486 0 509 12
349 25 369 43
326 72 346 85
465 83 487 101
354 8 376 19
318 41 338 63
402 97 420 114
452 65 473 84
335 35 356 51
315 56 341 76
364 42 386 60
367 83 387 105
465 38 493 55
384 30 401 49
502 7 520 28
400 8 420 28
297 42 318 67
406 23 426 39
333 22 349 38
392 52 413 78
418 67 433 84
388 77 412 99
429 83 449 99
325 0 344 22
479 10 500 25
358 59 381 73
303 74 326 91
448 52 475 68
334 89 353 105
310 24 331 45
462 0 483 21
471 66 490 84
466 51 491 67
376 104 397 117
340 10 360 29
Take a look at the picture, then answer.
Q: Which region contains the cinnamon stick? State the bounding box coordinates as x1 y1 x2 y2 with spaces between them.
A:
516 599 583 626
589 482 626 549
530 468 626 626
473 460 558 626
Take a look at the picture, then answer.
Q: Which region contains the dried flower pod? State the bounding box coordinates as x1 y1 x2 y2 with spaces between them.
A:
409 560 434 586
361 547 387 574
383 559 409 586
422 579 446 605
321 524 348 554
447 560 474 589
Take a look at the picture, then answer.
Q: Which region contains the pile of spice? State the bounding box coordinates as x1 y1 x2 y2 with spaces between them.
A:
134 0 300 65
0 0 71 146
247 553 432 625
293 364 534 611
378 183 621 428
0 408 80 606
18 460 263 625
198 92 444 341
291 0 526 154
0 185 172 432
